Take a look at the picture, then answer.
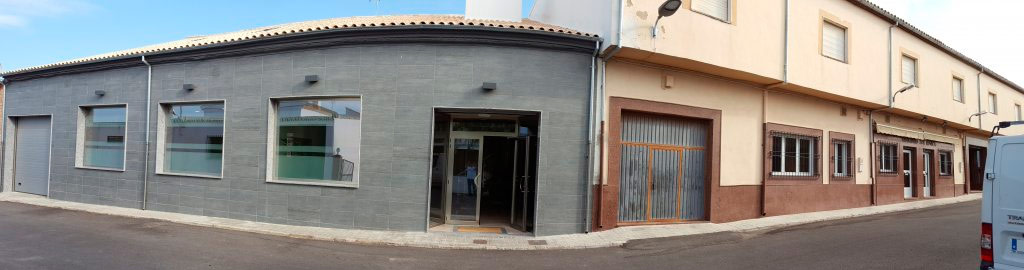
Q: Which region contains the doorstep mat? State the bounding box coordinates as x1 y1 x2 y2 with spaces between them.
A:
453 226 506 234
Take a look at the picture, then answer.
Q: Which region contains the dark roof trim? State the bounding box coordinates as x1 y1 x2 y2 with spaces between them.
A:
847 0 1024 94
3 25 600 82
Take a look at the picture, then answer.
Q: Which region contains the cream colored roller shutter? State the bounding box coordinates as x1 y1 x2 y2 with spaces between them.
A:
822 21 847 61
692 0 730 22
902 55 917 85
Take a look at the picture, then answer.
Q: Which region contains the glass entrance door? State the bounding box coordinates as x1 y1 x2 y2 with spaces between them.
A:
448 137 482 223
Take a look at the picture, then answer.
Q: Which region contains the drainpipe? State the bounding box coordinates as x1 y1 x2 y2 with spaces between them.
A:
584 40 601 233
141 56 153 210
0 67 6 193
867 20 900 205
759 0 789 216
976 68 985 130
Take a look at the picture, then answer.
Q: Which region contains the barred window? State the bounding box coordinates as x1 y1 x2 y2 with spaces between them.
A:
833 140 852 177
771 133 818 176
939 151 952 176
879 143 898 173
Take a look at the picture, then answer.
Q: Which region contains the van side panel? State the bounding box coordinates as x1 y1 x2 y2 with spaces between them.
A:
993 137 1024 269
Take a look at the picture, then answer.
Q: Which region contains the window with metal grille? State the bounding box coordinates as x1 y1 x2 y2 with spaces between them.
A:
939 151 952 176
771 133 818 177
832 140 852 177
878 142 899 174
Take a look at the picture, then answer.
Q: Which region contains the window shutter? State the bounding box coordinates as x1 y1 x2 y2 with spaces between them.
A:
692 0 730 21
901 56 916 84
822 22 846 61
952 78 963 101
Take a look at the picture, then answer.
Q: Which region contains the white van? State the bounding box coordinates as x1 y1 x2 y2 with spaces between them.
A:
981 128 1024 269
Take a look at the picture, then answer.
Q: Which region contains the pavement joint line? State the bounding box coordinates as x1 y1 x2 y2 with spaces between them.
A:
0 192 979 250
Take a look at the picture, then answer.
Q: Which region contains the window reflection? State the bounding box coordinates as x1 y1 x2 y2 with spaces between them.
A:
164 103 224 176
83 106 126 169
275 98 361 182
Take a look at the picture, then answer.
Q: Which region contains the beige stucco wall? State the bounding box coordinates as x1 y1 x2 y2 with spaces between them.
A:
878 112 967 185
605 60 763 186
764 90 872 185
613 0 1024 137
606 60 881 186
619 0 784 80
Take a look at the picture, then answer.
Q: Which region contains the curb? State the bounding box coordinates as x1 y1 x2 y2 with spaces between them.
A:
0 192 980 250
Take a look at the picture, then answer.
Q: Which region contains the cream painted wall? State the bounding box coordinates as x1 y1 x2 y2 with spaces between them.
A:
786 0 891 105
605 60 763 186
610 0 1024 136
619 0 785 80
764 90 872 185
880 113 966 185
605 60 968 187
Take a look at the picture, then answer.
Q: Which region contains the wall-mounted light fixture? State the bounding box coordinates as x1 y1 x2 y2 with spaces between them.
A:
305 75 320 84
94 90 106 97
652 0 683 37
183 84 195 91
890 83 915 104
482 82 497 91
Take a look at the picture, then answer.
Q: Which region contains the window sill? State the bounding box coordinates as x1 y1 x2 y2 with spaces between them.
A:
770 172 815 177
692 10 731 24
75 166 125 172
267 179 358 188
822 55 848 64
156 171 222 179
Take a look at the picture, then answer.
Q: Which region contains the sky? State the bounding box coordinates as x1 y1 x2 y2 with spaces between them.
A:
870 0 1024 85
0 0 1020 85
0 0 535 72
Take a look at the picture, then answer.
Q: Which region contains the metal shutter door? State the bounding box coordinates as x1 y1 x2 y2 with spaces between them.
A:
619 112 708 223
14 116 51 196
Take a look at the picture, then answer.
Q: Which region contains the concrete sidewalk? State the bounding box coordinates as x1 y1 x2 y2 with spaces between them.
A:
0 192 980 250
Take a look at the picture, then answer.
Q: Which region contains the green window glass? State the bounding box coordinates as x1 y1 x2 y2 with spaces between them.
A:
82 106 126 169
274 97 361 183
163 103 224 176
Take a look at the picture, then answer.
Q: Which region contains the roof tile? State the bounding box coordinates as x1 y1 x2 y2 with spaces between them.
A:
2 15 593 76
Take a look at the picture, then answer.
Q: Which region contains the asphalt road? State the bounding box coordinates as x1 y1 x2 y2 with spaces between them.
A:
0 200 980 270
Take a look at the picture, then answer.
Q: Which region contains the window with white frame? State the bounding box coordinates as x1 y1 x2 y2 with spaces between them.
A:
952 77 964 103
157 102 225 177
939 151 952 176
901 55 917 85
77 105 127 170
832 140 852 177
989 92 998 114
268 97 361 186
878 143 898 173
822 20 847 62
692 0 730 22
771 133 817 176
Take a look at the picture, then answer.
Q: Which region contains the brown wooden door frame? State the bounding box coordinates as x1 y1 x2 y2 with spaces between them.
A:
596 97 721 231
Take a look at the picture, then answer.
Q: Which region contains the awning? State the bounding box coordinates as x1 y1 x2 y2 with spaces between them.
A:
875 124 960 145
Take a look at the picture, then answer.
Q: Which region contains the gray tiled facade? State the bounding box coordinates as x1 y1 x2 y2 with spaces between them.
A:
3 44 593 236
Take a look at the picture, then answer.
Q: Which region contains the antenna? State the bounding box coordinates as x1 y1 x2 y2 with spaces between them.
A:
370 0 381 15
